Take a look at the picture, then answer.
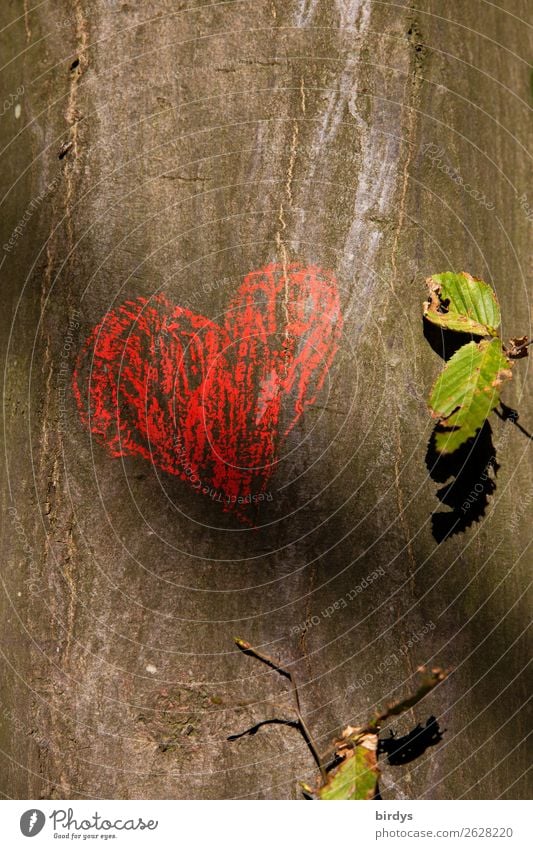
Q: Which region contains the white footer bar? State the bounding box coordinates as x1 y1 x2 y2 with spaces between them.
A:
2 799 530 848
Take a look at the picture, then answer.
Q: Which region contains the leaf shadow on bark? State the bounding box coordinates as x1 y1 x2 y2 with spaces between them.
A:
372 715 446 799
423 317 477 361
425 421 498 544
378 714 444 766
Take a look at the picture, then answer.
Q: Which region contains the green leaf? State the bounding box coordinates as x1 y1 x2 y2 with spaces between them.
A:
424 272 501 336
429 338 513 453
318 735 379 800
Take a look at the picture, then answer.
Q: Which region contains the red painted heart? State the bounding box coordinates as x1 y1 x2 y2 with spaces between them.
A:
73 263 343 520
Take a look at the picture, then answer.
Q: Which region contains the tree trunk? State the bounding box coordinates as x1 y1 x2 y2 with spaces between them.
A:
1 0 530 800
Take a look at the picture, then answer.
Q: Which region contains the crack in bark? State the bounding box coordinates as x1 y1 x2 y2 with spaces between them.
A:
64 2 89 253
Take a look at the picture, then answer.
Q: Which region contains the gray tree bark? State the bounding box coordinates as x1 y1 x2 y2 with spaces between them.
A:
0 0 531 799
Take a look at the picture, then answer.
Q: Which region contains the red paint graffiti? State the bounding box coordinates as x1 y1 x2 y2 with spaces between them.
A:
73 263 343 520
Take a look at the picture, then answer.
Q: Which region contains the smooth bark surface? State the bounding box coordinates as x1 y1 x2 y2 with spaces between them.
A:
0 0 531 799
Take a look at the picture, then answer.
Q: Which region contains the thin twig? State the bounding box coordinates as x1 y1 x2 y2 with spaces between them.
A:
234 638 326 780
369 667 448 730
